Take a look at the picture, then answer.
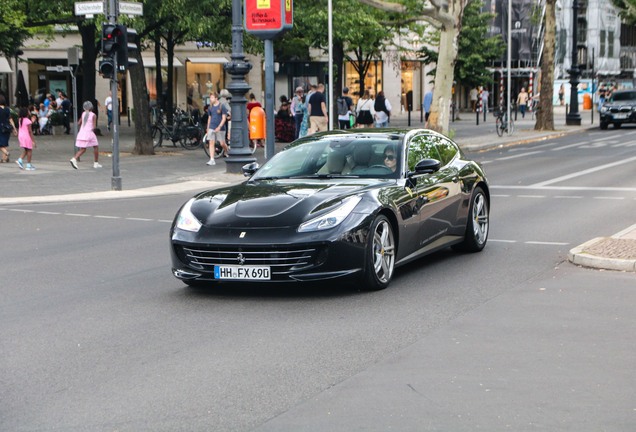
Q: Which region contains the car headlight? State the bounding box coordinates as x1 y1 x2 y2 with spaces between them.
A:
600 106 609 113
176 198 202 232
298 196 362 232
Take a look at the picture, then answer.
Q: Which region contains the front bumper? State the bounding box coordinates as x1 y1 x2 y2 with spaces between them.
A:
170 218 371 284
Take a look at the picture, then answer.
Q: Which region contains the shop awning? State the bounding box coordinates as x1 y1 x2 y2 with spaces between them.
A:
186 57 230 64
0 57 13 73
142 57 183 67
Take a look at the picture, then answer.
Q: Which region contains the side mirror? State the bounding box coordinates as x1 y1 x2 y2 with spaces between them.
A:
242 162 260 177
409 159 441 176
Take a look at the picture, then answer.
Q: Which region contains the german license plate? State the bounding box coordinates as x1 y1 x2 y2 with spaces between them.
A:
214 265 271 280
613 113 628 119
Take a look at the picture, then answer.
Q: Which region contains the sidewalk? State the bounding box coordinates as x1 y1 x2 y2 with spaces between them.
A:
1 105 633 272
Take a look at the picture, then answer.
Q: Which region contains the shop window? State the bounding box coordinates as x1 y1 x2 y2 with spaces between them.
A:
186 62 224 110
344 61 383 103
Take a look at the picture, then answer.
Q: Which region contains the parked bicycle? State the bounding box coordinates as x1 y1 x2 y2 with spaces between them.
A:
494 106 515 136
152 108 203 150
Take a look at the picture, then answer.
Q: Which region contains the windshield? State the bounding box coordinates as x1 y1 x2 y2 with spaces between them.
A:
252 134 404 180
611 91 636 102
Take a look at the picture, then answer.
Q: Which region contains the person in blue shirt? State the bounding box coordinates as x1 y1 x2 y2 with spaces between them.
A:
206 92 229 165
423 85 434 127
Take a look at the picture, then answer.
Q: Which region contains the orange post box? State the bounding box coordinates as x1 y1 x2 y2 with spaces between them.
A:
583 93 592 110
249 106 266 140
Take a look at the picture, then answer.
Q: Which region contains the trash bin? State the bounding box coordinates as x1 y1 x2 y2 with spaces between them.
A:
583 93 592 110
249 106 266 140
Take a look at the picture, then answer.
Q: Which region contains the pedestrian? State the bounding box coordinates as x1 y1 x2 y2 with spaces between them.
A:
291 86 305 140
16 107 37 170
308 83 328 135
70 101 102 169
298 94 309 138
481 88 489 114
247 93 263 149
423 85 434 126
206 91 229 166
517 87 529 118
104 91 113 131
355 90 375 128
0 94 18 163
374 91 392 127
336 87 354 129
558 84 565 106
470 87 478 112
219 89 232 144
60 93 71 134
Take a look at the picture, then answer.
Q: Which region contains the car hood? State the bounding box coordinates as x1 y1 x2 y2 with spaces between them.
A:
188 178 385 229
604 100 636 108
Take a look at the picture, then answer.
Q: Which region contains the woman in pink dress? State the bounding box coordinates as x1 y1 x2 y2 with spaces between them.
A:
70 101 101 169
16 107 37 170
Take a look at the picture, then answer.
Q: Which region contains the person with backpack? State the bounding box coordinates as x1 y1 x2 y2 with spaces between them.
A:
337 87 354 129
374 91 392 128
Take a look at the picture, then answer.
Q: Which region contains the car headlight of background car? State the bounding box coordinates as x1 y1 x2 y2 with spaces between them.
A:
298 196 362 232
176 198 202 232
600 106 609 113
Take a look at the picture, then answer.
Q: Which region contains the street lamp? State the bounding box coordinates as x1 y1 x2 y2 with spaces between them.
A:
566 0 582 125
224 0 256 174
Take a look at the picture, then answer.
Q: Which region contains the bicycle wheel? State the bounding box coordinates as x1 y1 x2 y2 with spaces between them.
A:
495 117 504 137
202 132 210 157
180 126 203 150
508 119 515 135
152 126 163 148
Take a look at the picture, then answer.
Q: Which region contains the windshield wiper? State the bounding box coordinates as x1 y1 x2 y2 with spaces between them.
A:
289 174 357 179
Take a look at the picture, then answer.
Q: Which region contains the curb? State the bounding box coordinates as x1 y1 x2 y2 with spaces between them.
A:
568 224 636 272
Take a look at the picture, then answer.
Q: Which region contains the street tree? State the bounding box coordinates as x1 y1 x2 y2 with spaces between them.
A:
535 0 556 130
0 2 31 59
358 0 469 135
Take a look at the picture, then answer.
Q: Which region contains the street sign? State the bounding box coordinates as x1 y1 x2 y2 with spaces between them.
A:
284 0 293 30
74 1 104 16
46 66 72 73
244 0 285 39
119 1 143 16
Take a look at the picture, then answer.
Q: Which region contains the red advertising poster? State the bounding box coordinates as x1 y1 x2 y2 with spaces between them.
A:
245 0 284 37
284 0 293 29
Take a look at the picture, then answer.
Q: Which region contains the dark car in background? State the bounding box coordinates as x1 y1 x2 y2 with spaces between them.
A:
599 90 636 129
170 129 490 291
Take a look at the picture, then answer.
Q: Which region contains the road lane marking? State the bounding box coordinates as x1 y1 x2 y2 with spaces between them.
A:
495 150 544 161
518 195 546 198
593 196 625 200
94 215 121 219
525 241 570 246
64 213 91 217
530 155 636 187
125 217 155 222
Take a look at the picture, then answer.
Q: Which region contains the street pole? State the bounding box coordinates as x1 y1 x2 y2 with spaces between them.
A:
328 0 333 130
507 0 512 135
264 39 275 160
224 0 255 173
566 0 582 125
108 0 122 190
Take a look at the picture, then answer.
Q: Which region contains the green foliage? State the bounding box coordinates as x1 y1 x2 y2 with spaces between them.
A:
454 1 505 87
0 2 32 57
417 1 504 88
611 0 636 25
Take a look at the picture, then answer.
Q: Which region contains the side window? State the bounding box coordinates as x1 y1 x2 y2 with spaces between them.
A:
407 134 441 171
435 138 458 166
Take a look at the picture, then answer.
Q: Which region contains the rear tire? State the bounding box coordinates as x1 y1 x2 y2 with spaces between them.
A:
180 127 203 150
360 215 395 291
453 186 489 252
152 126 163 148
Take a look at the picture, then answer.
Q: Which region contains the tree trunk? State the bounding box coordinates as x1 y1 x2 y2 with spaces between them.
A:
535 0 555 130
130 45 154 155
154 32 164 113
166 31 175 125
333 42 345 127
428 23 461 135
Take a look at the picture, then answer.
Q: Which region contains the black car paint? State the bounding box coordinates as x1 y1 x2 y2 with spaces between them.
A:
600 90 636 129
170 129 489 285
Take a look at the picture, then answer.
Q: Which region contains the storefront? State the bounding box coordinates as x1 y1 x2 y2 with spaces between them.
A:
185 57 228 110
344 60 383 102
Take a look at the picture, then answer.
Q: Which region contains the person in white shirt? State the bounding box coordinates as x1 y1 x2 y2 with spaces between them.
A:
104 91 113 131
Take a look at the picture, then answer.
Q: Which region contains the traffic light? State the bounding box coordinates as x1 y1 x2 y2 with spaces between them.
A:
99 59 114 79
116 25 138 71
101 23 121 58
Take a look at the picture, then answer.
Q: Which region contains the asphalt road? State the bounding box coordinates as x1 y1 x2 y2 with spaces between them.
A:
1 129 635 431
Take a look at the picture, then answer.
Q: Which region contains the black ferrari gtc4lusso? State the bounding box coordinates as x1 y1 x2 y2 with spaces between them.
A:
170 128 489 290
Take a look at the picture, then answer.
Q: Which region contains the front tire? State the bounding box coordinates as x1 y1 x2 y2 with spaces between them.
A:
454 186 489 252
361 215 395 291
